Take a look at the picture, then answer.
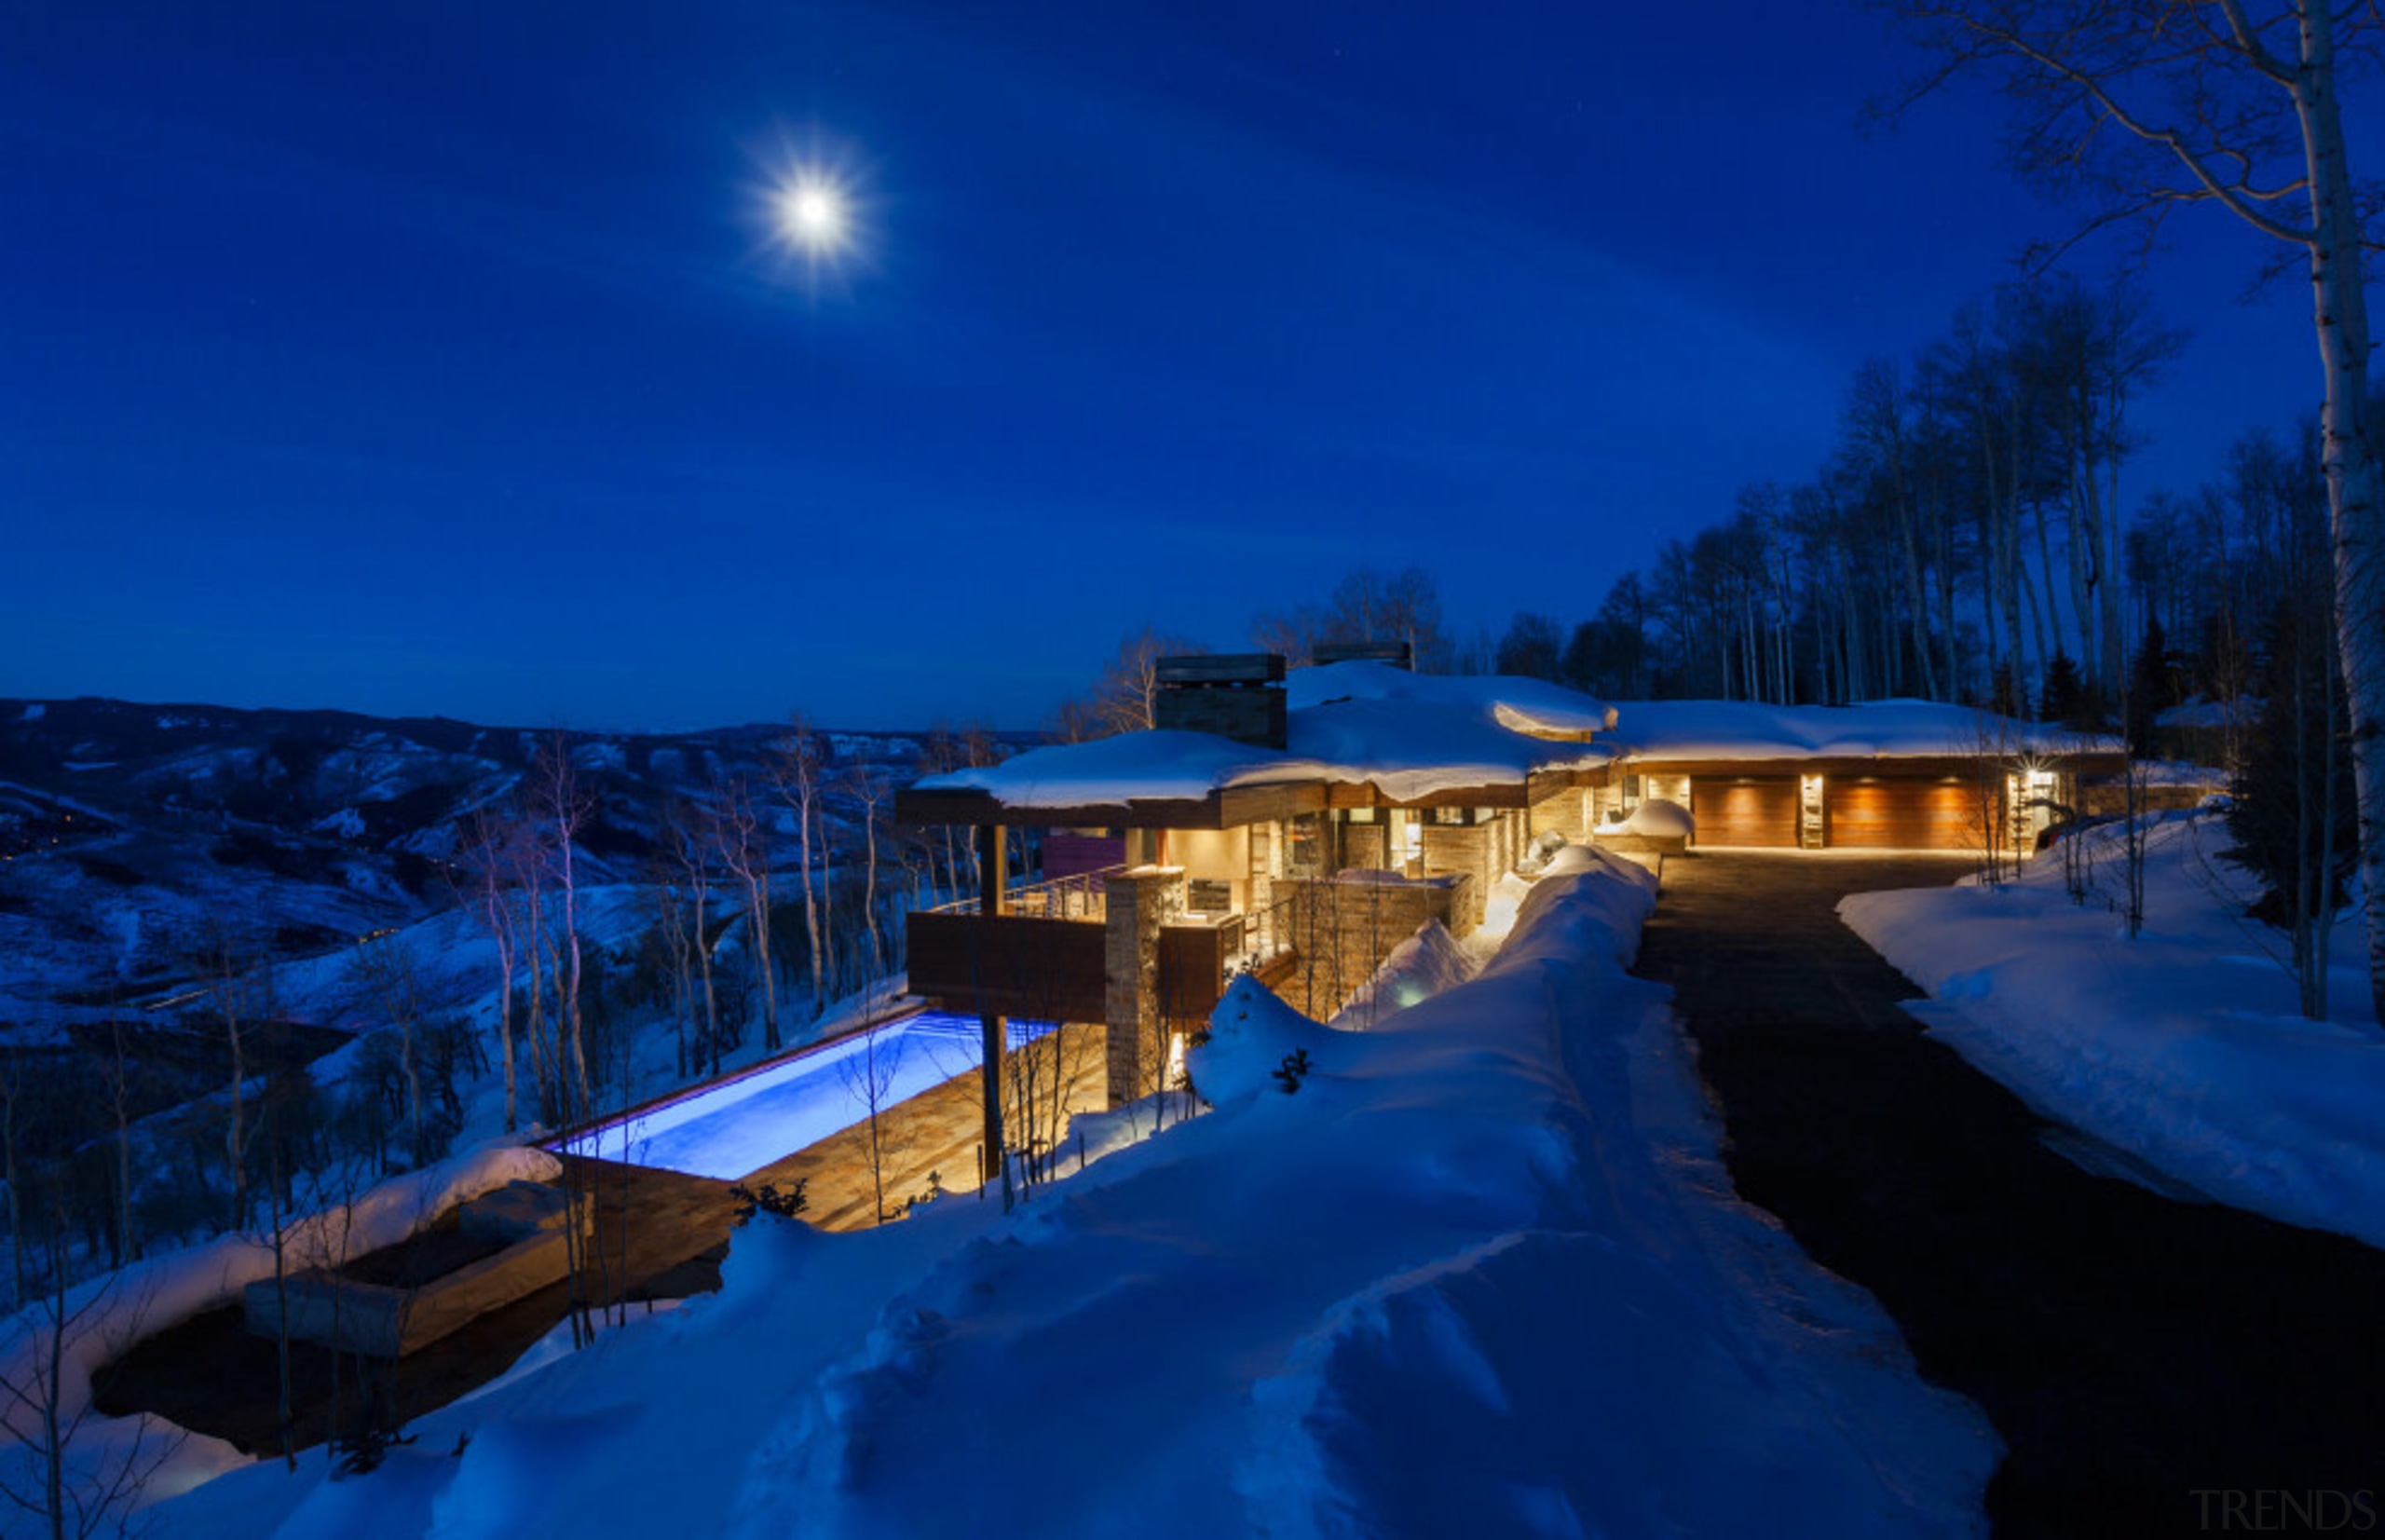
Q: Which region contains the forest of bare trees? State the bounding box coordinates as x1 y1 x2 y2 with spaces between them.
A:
1492 273 2197 714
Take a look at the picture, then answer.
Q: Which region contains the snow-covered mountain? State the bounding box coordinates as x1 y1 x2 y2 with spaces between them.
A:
0 697 1018 1040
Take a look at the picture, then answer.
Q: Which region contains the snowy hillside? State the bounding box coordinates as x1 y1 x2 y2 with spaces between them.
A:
152 849 1995 1539
0 698 998 1044
0 696 1025 1314
1843 809 2384 1247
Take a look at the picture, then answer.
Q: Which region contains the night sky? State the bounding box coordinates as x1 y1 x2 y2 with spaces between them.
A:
1 2 2334 730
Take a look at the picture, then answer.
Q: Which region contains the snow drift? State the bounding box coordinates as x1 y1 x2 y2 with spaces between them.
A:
156 852 1990 1539
1842 810 2384 1248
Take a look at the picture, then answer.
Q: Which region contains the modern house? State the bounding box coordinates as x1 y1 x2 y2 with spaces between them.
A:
897 657 2125 1173
895 658 1617 1129
1589 698 2125 852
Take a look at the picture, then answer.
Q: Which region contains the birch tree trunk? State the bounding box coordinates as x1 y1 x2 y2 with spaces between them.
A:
2290 7 2385 1026
1883 0 2385 1019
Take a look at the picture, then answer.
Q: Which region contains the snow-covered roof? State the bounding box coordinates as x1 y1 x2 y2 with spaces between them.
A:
913 662 1615 812
1604 699 2121 763
911 668 2121 819
1286 661 1618 737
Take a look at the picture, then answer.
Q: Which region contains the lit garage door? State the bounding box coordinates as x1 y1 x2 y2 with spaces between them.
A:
1824 777 1985 851
1690 777 1798 848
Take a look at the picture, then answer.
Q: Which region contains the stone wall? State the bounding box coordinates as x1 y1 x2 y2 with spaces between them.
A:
1415 825 1491 933
1103 865 1186 1107
1269 876 1458 1020
1529 787 1591 843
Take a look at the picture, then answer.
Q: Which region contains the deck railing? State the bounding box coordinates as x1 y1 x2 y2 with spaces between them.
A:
1225 891 1298 976
927 864 1124 921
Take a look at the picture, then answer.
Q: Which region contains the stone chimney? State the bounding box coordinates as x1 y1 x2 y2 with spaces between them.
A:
1152 653 1288 749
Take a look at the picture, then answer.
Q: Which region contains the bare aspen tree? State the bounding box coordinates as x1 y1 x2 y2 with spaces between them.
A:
656 798 722 1075
715 774 780 1053
515 814 555 1128
457 806 523 1133
839 1020 905 1223
773 718 827 1028
843 763 890 987
104 1020 132 1269
532 732 594 1124
645 841 694 1080
1086 630 1206 736
1882 0 2385 1024
0 1055 176 1540
199 934 252 1229
354 934 429 1167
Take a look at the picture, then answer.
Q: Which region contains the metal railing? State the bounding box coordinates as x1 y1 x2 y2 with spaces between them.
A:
1225 891 1299 975
927 863 1124 921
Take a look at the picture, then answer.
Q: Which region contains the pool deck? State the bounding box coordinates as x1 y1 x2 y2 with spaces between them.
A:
96 1021 1114 1453
746 1021 1112 1230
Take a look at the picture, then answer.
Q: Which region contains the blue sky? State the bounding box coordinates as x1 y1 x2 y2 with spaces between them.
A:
0 1 2330 729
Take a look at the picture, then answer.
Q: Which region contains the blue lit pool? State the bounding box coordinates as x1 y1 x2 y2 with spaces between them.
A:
561 1010 1057 1180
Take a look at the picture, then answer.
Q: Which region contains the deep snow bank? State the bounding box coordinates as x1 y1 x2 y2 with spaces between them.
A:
1842 811 2384 1248
157 851 1989 1539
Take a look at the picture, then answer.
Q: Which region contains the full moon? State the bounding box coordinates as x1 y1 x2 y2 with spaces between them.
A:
779 179 846 252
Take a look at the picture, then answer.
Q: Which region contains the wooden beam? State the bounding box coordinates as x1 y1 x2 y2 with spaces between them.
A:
1625 754 2129 781
900 781 1332 830
975 824 1006 1193
1217 780 1325 825
1323 780 1532 811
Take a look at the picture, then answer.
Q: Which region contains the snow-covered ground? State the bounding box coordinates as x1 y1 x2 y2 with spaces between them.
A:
0 1142 561 1526
142 846 1992 1540
1842 809 2384 1248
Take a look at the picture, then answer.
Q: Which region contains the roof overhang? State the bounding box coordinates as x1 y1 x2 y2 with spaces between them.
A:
895 779 1327 830
1623 753 2132 779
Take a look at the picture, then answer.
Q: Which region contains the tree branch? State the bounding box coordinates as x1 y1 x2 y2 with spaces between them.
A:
1951 12 2321 245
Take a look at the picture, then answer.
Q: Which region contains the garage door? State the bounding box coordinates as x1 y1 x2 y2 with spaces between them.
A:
1690 777 1798 848
1824 778 1988 851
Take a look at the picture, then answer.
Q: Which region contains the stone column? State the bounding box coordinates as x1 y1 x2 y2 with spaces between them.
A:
1104 865 1186 1108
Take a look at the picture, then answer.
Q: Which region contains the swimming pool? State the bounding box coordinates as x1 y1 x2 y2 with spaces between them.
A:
561 1010 1058 1180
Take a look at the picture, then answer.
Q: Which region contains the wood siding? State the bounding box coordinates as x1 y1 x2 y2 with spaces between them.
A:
1157 924 1228 1029
1691 776 1798 848
905 911 1107 1022
1824 777 1988 851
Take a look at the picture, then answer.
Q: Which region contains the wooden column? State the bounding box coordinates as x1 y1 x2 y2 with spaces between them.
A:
976 824 1007 1186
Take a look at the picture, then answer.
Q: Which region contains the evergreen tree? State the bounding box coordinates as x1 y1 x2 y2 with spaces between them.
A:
2037 651 2084 727
2124 615 2172 757
2222 598 2356 1016
1989 659 2025 720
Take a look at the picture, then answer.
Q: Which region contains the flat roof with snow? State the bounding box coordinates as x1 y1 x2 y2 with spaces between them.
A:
898 666 2126 828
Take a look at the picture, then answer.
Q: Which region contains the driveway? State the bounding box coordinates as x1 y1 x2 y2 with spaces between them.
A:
1635 852 2385 1537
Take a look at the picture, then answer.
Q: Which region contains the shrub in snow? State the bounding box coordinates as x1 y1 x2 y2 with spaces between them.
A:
730 1179 811 1226
1190 980 1339 1111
